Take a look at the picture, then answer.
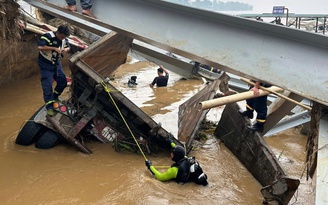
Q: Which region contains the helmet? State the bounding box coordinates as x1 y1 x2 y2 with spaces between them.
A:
172 145 185 162
196 173 208 186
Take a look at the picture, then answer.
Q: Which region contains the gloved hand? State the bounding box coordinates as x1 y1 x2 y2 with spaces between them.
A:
145 160 152 169
166 133 174 144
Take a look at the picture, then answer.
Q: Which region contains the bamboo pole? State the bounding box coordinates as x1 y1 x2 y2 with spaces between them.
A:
200 86 283 110
240 78 312 111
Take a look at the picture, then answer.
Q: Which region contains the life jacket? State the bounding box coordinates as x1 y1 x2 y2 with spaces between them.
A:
173 157 208 186
39 31 66 64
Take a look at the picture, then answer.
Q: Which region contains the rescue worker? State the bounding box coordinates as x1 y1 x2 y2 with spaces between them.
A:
239 80 271 132
149 65 169 87
37 25 71 116
127 76 138 87
145 136 208 186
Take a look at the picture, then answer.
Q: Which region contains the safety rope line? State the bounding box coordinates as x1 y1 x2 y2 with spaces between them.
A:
100 81 148 160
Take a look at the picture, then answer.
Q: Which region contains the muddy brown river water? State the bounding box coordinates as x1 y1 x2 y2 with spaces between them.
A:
0 59 314 204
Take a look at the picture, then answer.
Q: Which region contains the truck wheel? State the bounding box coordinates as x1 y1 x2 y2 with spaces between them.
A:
35 129 62 149
15 106 45 146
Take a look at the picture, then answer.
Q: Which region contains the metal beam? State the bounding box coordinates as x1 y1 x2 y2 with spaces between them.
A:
22 0 199 78
264 110 311 137
131 42 197 78
24 0 328 106
23 0 110 36
263 92 304 134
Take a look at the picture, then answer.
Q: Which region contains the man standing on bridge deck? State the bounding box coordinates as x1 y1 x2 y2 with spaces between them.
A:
239 80 271 132
64 0 95 18
37 25 70 116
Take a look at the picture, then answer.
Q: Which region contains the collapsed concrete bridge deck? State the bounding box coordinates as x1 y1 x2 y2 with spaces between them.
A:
21 1 328 204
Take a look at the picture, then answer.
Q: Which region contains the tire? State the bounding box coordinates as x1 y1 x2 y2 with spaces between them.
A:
15 106 45 146
35 129 62 149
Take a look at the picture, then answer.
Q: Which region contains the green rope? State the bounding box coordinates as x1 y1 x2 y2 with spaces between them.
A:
101 81 148 161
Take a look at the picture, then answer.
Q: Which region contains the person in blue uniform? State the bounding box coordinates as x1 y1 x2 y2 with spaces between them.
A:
149 65 169 87
239 80 271 132
145 137 208 186
37 25 71 116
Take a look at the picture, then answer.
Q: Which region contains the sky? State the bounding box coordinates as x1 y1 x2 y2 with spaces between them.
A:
236 0 328 14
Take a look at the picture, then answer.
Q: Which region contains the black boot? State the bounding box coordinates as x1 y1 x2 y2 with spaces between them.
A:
238 109 253 119
247 122 264 132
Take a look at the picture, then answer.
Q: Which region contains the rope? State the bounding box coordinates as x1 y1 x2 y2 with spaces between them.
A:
153 166 171 169
100 81 148 160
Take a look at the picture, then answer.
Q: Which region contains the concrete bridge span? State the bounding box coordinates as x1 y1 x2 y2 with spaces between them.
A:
22 1 328 203
25 0 328 106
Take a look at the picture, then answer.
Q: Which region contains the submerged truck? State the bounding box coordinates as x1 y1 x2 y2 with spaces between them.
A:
15 32 184 154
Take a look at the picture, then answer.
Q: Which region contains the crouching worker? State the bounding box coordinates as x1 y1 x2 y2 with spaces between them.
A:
145 137 208 186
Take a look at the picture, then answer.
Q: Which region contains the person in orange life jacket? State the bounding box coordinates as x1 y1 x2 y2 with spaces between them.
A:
37 25 71 116
145 135 208 186
149 65 169 87
239 80 271 132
